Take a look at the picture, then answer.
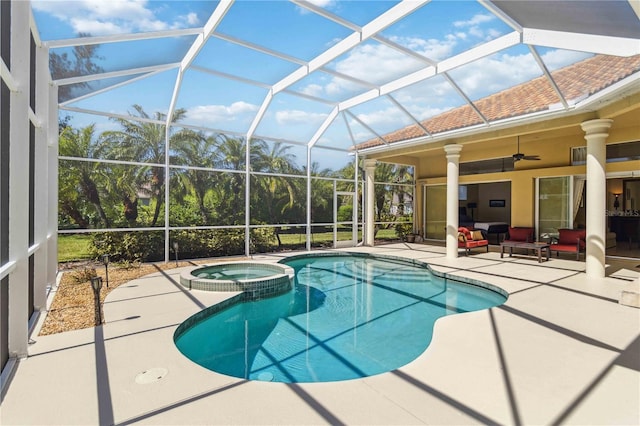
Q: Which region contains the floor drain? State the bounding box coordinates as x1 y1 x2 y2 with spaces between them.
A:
135 367 168 384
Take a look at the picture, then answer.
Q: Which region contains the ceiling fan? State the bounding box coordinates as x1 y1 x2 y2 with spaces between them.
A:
512 136 541 162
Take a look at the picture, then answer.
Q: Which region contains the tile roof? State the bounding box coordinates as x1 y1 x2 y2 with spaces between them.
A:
357 54 640 150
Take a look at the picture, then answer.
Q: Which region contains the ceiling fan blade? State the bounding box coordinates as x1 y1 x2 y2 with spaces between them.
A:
513 138 541 161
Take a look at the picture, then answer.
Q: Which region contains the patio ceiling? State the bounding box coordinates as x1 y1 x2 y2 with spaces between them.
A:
33 0 640 155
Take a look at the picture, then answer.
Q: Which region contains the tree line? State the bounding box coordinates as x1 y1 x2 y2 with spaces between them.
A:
60 104 414 233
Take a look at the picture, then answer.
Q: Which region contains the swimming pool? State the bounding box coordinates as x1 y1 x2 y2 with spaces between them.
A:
174 253 506 383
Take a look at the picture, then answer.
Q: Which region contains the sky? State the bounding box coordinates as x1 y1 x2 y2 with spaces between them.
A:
31 0 591 170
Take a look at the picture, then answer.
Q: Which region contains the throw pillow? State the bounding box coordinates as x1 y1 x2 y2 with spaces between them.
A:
471 230 484 241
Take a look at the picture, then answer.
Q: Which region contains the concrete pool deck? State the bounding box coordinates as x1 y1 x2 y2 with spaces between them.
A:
1 243 639 425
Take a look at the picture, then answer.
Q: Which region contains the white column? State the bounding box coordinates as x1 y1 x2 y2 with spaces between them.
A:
306 146 312 251
444 144 463 259
33 43 50 312
581 119 612 279
8 0 31 358
47 83 59 293
363 159 377 246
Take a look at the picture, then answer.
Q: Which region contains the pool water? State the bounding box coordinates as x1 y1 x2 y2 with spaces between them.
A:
174 254 506 383
194 265 276 280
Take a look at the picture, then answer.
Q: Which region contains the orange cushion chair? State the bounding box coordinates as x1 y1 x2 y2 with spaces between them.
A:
458 227 489 255
503 227 534 244
550 228 586 260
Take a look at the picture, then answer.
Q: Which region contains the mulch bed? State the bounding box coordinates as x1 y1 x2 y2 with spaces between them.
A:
40 258 247 336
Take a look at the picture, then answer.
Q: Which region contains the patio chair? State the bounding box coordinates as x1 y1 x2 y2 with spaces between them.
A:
503 227 534 244
549 228 586 260
458 226 489 255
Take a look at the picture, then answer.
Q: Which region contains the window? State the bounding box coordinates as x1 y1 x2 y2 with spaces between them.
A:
460 157 514 175
571 141 640 165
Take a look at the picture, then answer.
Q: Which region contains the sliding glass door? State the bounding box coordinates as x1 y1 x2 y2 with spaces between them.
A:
536 176 572 240
424 185 446 240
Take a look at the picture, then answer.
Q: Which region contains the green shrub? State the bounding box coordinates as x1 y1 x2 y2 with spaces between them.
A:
90 231 164 262
394 221 413 239
89 227 279 262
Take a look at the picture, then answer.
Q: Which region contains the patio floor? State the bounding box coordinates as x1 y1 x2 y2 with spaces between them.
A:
1 243 639 425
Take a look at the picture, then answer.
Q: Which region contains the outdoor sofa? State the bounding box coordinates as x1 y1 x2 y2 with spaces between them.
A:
458 226 489 255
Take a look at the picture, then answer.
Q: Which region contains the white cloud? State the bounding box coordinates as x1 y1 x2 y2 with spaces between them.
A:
303 32 458 103
298 43 427 100
136 18 171 32
395 79 453 104
540 49 592 72
184 12 200 27
391 35 458 61
337 44 412 79
89 0 154 20
296 0 336 14
301 84 324 98
306 0 335 8
449 52 541 99
468 26 485 39
69 18 125 35
355 107 407 128
275 110 327 126
186 101 258 124
453 14 495 28
353 129 376 142
32 0 197 36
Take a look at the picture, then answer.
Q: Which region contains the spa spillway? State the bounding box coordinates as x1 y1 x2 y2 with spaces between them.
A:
179 262 295 300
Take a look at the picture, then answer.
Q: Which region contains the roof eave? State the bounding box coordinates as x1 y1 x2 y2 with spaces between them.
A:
356 71 640 157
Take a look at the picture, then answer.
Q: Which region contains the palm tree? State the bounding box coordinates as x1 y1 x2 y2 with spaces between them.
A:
50 32 103 103
171 129 219 224
100 104 186 226
251 140 301 245
214 135 263 225
58 160 90 228
306 162 334 224
59 125 111 227
252 140 299 219
98 162 149 227
373 162 396 223
371 162 414 221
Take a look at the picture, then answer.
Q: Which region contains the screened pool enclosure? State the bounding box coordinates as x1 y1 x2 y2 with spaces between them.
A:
5 0 640 264
2 0 640 377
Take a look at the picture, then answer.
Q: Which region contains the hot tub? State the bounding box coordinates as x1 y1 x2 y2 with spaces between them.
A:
179 262 294 300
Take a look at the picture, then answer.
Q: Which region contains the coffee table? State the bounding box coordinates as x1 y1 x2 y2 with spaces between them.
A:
500 241 551 263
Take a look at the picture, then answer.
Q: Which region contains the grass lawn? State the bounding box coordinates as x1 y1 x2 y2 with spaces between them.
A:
279 228 397 245
57 228 400 263
58 234 93 262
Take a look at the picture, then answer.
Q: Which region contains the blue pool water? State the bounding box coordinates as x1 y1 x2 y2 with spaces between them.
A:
192 265 277 280
174 254 506 383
